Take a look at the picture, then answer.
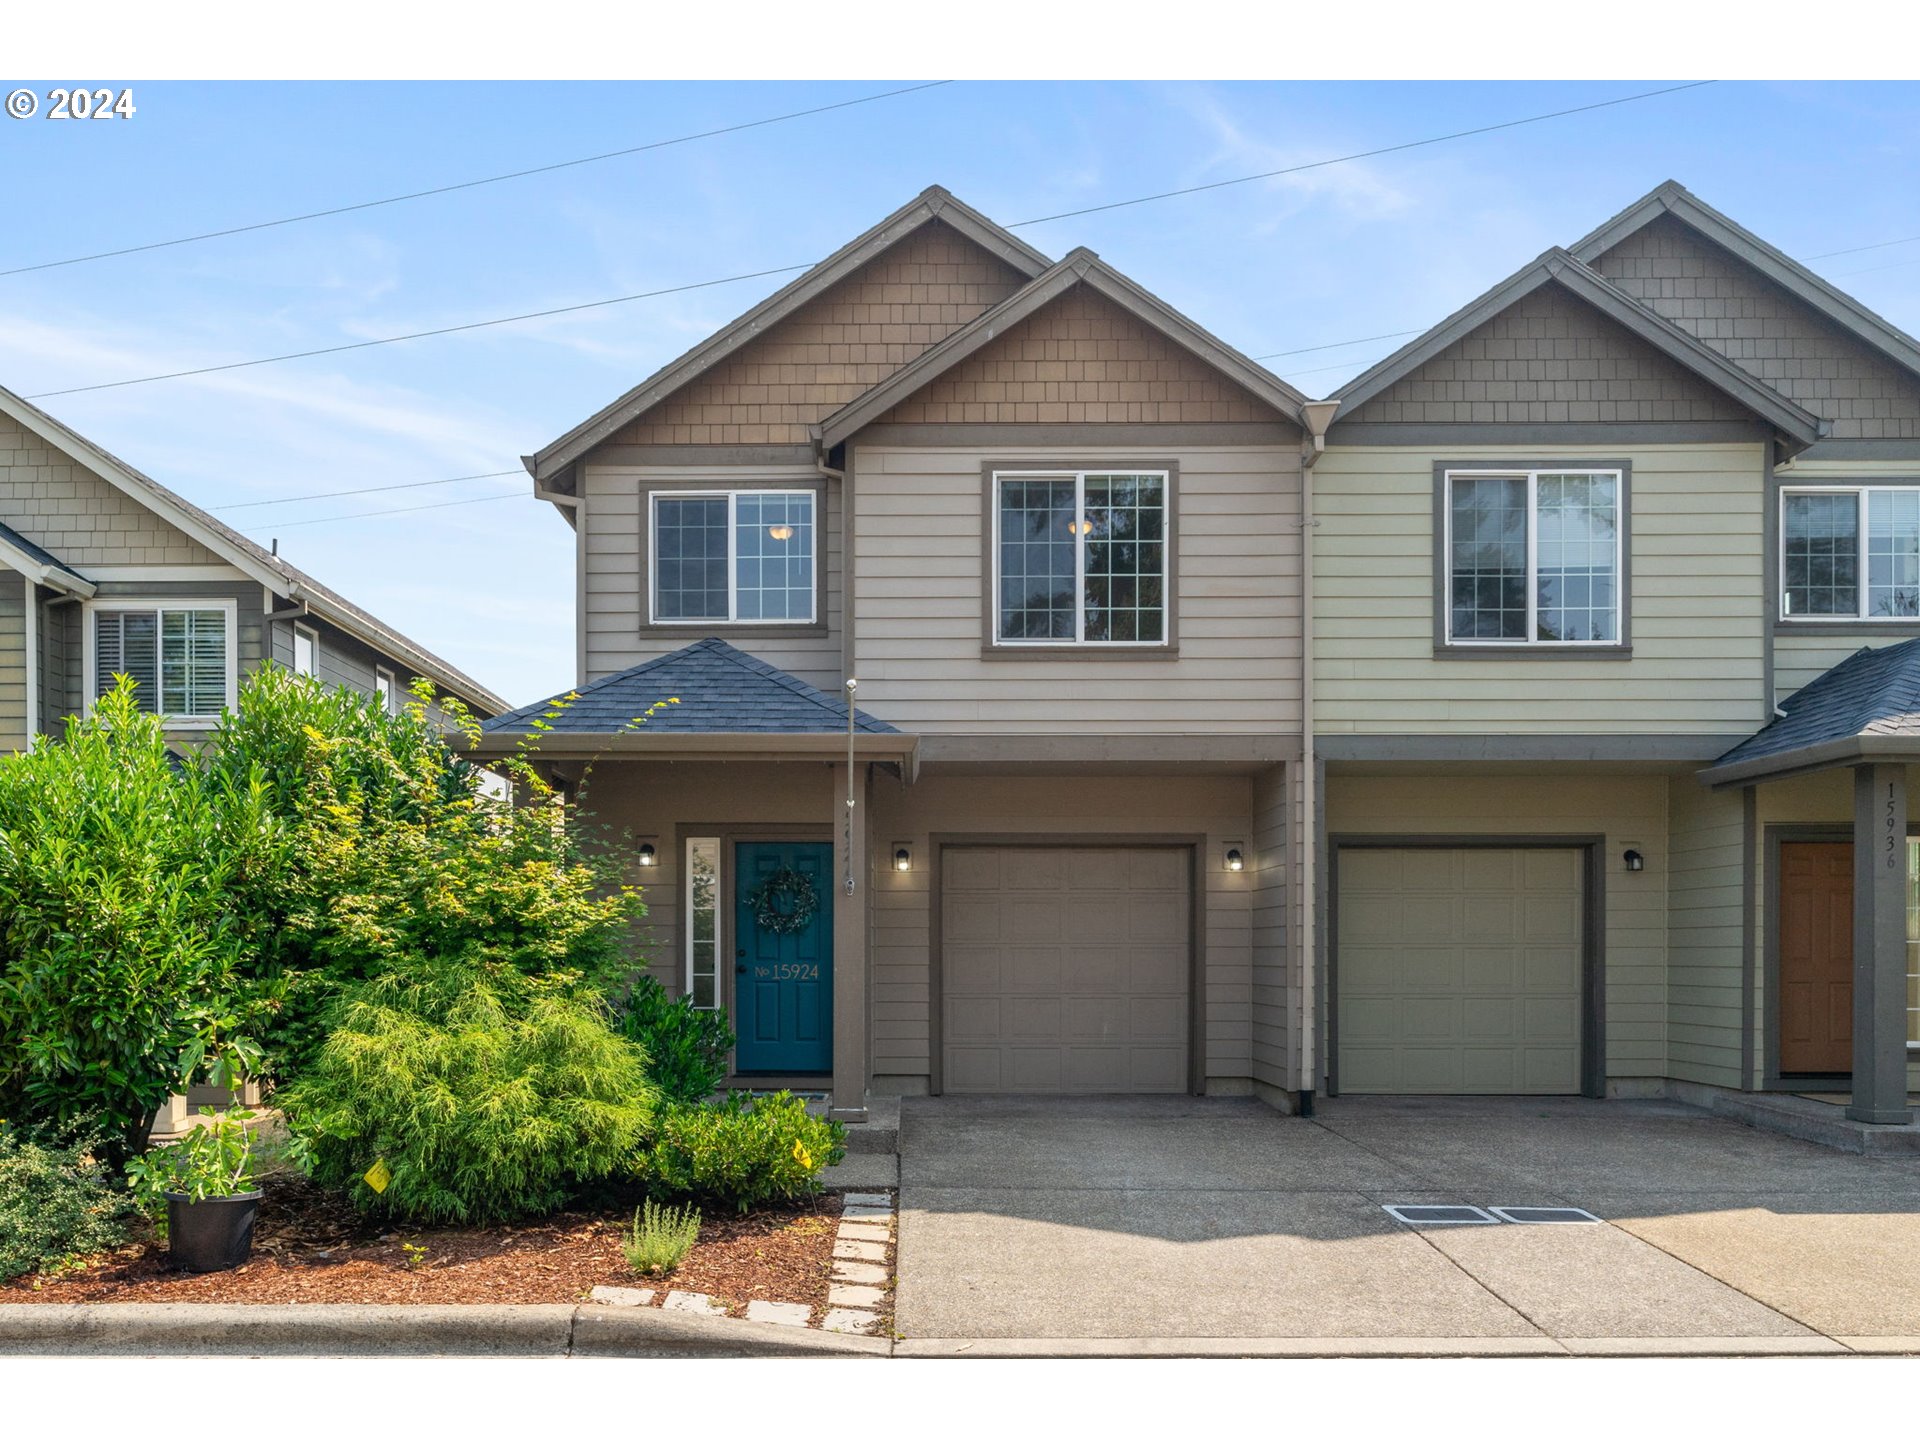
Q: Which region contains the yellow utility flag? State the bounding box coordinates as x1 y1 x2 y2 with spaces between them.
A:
364 1157 392 1194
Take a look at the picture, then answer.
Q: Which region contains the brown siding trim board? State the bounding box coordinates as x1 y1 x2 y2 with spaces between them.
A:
927 833 1208 1098
1325 834 1607 1099
1334 421 1769 448
1317 735 1745 764
855 422 1301 449
916 735 1301 766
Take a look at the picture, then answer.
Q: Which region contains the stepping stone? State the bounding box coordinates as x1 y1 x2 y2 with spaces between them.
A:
841 1205 892 1221
828 1283 886 1309
821 1308 880 1335
840 1192 893 1209
663 1290 727 1317
588 1285 655 1307
832 1260 889 1285
745 1300 811 1327
838 1222 891 1244
834 1239 887 1263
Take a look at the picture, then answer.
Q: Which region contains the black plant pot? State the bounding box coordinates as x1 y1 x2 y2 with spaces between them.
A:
165 1191 262 1272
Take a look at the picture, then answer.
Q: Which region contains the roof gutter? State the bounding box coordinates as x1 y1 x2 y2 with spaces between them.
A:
1699 733 1920 791
1295 398 1339 1105
465 729 920 763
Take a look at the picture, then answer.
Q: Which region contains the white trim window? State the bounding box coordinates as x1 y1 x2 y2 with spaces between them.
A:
374 666 397 714
85 599 238 724
685 837 721 1010
650 489 816 624
992 470 1169 645
1445 469 1623 645
292 622 318 677
1781 486 1920 620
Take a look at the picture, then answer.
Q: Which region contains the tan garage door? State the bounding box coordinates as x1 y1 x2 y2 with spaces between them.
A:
1336 847 1583 1095
941 846 1191 1094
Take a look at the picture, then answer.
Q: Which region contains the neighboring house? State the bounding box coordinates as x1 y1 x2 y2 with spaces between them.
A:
482 182 1920 1130
0 385 507 748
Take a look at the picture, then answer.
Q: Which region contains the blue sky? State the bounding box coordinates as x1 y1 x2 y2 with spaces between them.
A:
3 79 1917 705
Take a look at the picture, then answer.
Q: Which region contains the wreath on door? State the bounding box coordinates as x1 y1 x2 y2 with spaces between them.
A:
746 866 820 936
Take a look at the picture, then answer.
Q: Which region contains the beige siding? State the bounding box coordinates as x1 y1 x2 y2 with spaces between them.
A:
1250 762 1292 1091
1666 777 1746 1087
869 771 1255 1092
873 284 1277 426
0 412 224 568
1353 283 1753 426
0 570 25 750
1326 771 1669 1081
1314 442 1769 733
615 222 1029 448
854 444 1302 732
1594 214 1920 440
580 464 843 692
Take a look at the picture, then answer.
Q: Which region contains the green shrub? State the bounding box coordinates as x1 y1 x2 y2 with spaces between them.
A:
277 961 657 1225
636 1091 845 1213
0 1116 139 1282
125 1109 260 1222
612 977 734 1106
621 1199 701 1276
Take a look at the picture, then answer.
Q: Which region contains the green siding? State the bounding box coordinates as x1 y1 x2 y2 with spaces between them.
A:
1665 777 1746 1088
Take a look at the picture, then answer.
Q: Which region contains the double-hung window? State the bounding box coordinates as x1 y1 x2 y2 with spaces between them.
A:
650 489 816 625
1444 469 1623 646
992 470 1169 646
89 601 236 722
1781 486 1920 620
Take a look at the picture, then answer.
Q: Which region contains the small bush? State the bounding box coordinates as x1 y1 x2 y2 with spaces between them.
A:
611 977 734 1106
622 1199 701 1275
0 1116 139 1282
636 1091 846 1213
125 1109 260 1227
277 962 657 1225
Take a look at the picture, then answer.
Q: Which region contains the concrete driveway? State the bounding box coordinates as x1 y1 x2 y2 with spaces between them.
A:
893 1094 1920 1354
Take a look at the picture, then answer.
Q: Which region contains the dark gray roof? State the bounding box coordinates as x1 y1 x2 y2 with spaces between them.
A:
0 520 86 584
483 637 899 735
1712 639 1920 773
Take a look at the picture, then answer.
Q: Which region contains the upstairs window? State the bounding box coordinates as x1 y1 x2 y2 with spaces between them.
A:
90 602 235 722
1782 487 1920 620
992 470 1169 645
1445 470 1622 646
650 489 816 625
292 623 318 677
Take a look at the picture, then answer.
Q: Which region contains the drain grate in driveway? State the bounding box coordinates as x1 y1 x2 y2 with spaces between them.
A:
1382 1204 1498 1226
1488 1206 1601 1224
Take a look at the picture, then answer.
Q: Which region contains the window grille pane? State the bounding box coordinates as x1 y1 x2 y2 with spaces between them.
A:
998 478 1076 640
735 493 814 621
162 610 227 717
1449 476 1528 639
1083 474 1166 644
1868 490 1920 618
1535 474 1618 642
654 497 730 620
95 611 160 713
686 837 721 1011
1784 493 1860 616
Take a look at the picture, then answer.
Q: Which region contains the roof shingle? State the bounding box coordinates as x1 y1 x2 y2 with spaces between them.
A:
1714 638 1920 770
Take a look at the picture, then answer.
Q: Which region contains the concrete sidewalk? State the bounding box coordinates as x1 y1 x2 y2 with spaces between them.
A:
893 1094 1920 1351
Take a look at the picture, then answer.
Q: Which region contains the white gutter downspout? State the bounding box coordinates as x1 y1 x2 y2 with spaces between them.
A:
23 580 38 748
1295 401 1340 1114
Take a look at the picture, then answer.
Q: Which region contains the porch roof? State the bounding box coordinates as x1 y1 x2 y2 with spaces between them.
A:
1700 638 1920 788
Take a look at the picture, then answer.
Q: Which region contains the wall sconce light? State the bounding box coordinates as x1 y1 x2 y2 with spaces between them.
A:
893 843 913 873
1623 849 1644 873
637 842 657 867
1225 845 1245 873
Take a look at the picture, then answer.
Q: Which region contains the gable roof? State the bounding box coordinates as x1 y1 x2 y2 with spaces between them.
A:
0 520 93 596
1326 248 1827 449
1701 638 1920 787
1569 180 1920 383
0 386 508 714
524 186 1053 484
815 247 1311 449
483 636 899 737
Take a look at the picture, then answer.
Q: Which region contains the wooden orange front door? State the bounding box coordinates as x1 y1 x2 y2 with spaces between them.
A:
1779 842 1853 1074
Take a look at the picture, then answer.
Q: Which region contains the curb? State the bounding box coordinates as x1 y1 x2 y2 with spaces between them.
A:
0 1303 888 1359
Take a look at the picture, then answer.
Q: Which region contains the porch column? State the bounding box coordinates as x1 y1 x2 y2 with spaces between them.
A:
830 761 871 1119
1850 764 1913 1125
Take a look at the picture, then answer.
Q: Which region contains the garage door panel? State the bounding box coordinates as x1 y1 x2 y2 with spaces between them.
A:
941 845 1191 1095
1337 846 1584 1096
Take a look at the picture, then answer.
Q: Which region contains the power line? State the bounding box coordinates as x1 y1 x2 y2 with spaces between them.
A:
23 81 1718 403
246 490 523 530
1806 233 1920 261
1252 329 1424 362
211 468 521 509
0 82 954 279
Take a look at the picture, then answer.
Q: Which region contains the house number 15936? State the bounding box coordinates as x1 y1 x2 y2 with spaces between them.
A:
1888 781 1901 870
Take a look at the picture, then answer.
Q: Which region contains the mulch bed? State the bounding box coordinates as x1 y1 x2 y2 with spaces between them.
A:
0 1171 850 1321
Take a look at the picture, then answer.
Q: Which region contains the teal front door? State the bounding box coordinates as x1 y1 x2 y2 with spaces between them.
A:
733 841 834 1074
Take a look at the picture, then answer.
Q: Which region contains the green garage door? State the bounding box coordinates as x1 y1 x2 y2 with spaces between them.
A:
1336 847 1583 1095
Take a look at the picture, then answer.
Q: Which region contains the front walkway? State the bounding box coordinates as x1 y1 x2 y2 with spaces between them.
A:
893 1094 1920 1353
